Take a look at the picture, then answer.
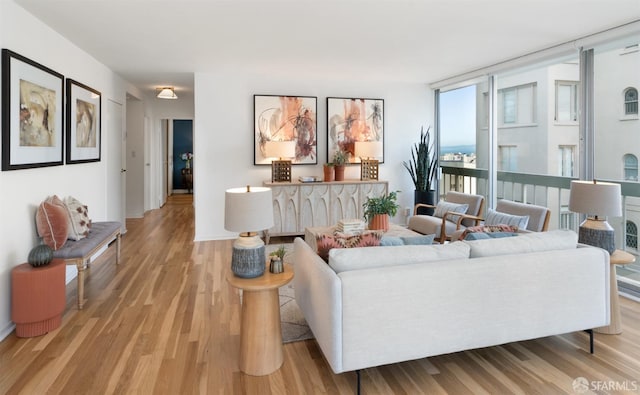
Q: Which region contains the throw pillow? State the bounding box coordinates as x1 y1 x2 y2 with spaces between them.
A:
464 232 518 240
459 224 519 240
400 234 436 245
380 236 404 246
316 231 383 262
63 196 91 240
433 201 469 223
35 196 69 250
485 209 529 229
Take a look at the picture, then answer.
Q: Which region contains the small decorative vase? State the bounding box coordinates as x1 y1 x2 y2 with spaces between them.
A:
369 214 390 232
28 244 53 267
323 165 334 182
334 165 345 181
269 257 284 274
185 160 190 169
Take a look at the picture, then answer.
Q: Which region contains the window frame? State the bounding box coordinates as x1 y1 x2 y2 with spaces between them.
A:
555 80 579 123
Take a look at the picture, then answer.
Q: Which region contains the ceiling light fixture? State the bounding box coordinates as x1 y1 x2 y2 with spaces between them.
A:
156 87 178 99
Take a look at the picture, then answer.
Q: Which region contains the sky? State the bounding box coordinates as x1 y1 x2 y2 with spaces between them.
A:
440 85 476 148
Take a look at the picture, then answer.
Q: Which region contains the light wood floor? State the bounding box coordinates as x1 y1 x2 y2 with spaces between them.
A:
1 194 640 394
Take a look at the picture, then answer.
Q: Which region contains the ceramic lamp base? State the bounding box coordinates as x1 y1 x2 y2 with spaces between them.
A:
578 218 615 254
231 235 266 278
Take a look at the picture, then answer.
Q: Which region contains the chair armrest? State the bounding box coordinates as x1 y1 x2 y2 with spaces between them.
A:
455 213 484 226
441 211 481 228
413 203 436 215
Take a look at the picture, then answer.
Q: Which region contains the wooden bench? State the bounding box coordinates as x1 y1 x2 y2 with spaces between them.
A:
52 221 122 309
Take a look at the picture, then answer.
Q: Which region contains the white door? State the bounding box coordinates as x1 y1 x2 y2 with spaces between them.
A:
106 99 126 229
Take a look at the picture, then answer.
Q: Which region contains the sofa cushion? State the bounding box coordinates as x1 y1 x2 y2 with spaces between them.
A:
434 201 468 223
464 229 578 258
316 231 383 262
485 208 529 229
63 196 91 240
328 241 470 273
35 196 68 250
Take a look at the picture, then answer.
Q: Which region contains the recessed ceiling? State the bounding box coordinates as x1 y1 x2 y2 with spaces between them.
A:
14 0 640 98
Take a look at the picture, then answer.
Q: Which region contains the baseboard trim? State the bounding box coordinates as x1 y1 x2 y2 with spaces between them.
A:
0 321 16 341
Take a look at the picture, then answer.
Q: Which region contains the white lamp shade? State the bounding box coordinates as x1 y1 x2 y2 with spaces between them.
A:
157 87 178 99
354 141 383 159
569 180 622 217
264 141 296 159
224 186 274 232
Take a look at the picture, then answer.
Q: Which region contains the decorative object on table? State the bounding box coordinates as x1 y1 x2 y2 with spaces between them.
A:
355 141 383 181
1 49 64 171
66 79 101 164
569 180 622 254
181 152 193 169
327 97 384 164
269 245 286 274
254 95 317 165
323 163 334 182
403 126 438 215
363 191 399 232
264 140 296 182
27 244 54 267
332 148 349 181
337 219 366 235
224 185 274 278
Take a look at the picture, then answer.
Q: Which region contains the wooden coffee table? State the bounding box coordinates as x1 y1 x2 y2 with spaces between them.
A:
227 265 294 375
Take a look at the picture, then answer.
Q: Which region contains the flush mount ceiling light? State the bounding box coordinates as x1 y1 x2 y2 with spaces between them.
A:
156 87 178 99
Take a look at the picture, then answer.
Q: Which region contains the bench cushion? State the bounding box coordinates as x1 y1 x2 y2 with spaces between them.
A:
52 221 121 260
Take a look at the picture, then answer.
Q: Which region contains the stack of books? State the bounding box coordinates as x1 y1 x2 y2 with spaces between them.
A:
336 219 365 235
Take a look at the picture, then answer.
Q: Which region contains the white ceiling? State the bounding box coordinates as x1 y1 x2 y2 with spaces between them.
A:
14 0 640 98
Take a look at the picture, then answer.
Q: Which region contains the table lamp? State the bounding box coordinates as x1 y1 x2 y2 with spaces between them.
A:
569 180 622 254
264 141 296 182
355 141 383 180
224 186 274 278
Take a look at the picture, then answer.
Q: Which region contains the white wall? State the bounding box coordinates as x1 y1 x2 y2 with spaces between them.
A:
193 70 433 241
0 1 132 339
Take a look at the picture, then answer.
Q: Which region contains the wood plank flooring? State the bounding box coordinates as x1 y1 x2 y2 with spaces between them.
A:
1 194 639 394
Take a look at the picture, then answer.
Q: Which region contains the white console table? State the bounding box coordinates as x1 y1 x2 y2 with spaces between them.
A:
263 179 388 240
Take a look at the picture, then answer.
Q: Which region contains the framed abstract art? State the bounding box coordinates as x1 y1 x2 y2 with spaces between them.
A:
1 49 64 170
254 94 317 165
66 79 101 164
327 97 384 164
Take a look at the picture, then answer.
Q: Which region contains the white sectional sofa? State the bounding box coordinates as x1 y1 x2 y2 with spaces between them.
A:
293 230 610 390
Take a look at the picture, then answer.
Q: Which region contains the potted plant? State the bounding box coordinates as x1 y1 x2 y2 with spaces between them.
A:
332 149 349 181
363 191 399 231
323 163 335 182
269 245 286 273
403 126 438 215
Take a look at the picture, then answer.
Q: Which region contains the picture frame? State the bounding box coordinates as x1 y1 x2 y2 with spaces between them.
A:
1 49 64 171
66 79 101 164
254 94 317 165
327 97 384 164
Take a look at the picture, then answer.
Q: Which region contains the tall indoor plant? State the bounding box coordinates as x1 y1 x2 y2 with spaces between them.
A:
363 191 399 231
403 126 438 215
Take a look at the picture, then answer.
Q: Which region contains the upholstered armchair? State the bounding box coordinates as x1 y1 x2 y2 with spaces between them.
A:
408 191 485 243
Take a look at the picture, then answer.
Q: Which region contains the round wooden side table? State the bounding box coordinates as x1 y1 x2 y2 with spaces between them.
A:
227 265 294 376
595 249 636 335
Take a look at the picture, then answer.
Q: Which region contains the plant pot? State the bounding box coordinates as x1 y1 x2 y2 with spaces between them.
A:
334 165 345 181
414 190 436 216
369 213 389 232
323 165 334 182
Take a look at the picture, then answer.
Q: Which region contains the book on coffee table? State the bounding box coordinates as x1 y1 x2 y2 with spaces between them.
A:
337 219 365 234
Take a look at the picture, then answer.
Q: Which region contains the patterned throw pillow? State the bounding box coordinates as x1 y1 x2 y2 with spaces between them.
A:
485 209 529 229
460 224 519 240
316 231 383 262
63 196 91 240
433 201 469 223
35 195 69 250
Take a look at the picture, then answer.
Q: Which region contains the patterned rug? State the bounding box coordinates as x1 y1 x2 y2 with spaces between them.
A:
266 243 314 343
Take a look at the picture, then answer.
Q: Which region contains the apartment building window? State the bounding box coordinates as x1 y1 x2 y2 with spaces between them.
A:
624 154 638 181
627 221 638 249
558 145 575 177
556 81 578 122
624 87 638 115
499 83 536 125
498 145 517 171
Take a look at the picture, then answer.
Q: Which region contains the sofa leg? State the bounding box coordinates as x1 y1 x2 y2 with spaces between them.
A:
355 370 361 395
585 329 594 354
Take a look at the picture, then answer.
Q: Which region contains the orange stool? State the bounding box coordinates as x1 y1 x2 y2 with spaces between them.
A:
11 259 66 337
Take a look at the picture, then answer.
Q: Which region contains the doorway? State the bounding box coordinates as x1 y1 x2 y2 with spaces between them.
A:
172 120 193 194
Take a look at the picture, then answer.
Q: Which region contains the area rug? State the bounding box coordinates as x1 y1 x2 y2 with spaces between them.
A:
266 243 315 343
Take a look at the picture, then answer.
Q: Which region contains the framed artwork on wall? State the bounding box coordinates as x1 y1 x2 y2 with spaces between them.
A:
254 94 317 165
1 49 64 171
327 97 384 164
66 79 101 164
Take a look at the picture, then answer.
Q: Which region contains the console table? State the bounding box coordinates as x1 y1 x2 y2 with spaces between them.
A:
264 179 388 241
